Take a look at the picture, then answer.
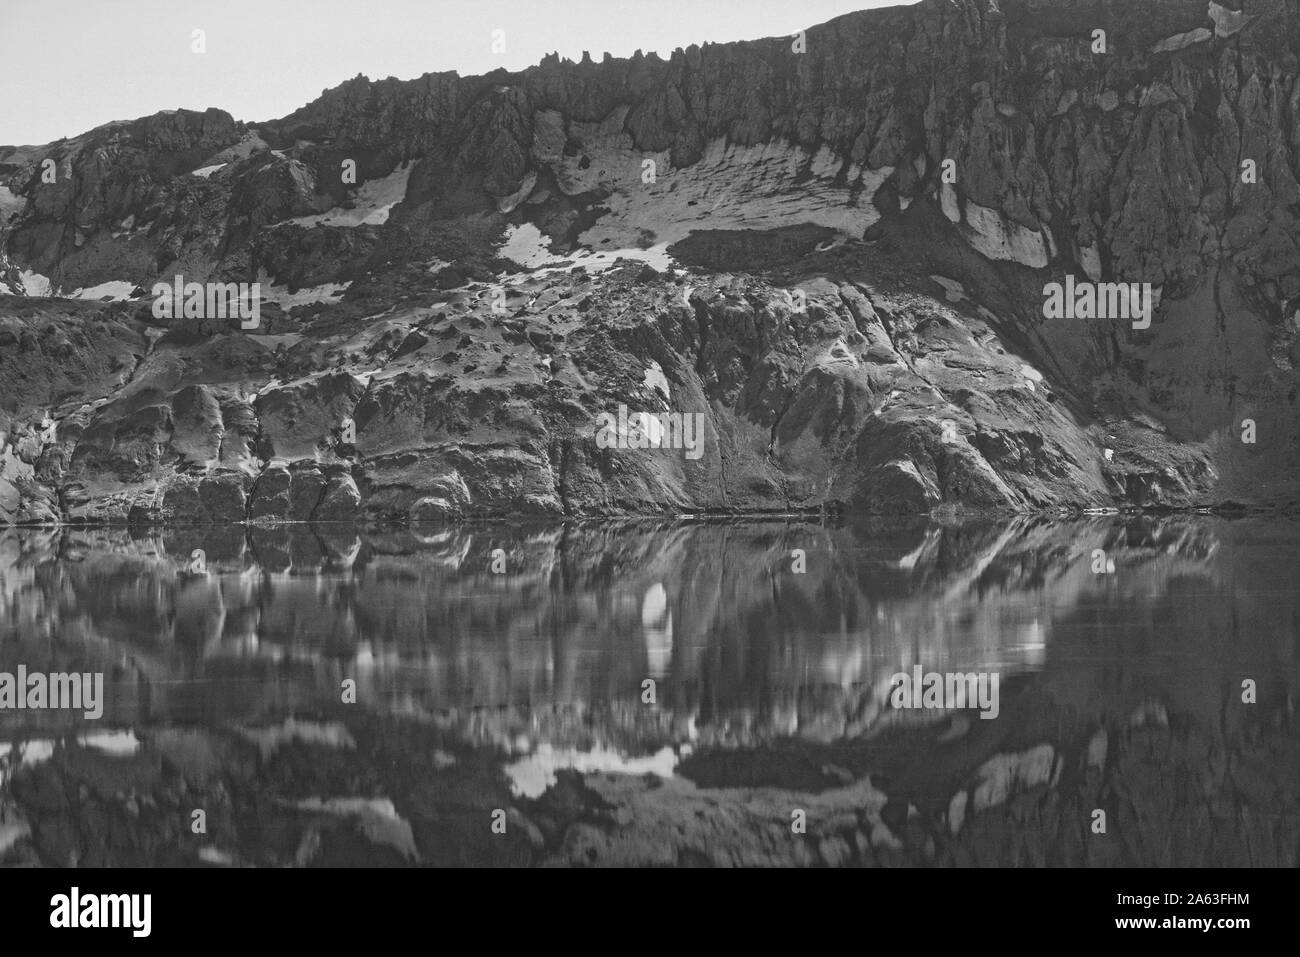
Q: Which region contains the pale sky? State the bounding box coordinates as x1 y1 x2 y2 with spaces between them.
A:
0 0 906 146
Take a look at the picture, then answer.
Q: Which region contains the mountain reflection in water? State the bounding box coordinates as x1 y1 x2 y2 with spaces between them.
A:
0 515 1296 867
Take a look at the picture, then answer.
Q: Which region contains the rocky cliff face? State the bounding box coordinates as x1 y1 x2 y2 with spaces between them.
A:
2 0 1298 524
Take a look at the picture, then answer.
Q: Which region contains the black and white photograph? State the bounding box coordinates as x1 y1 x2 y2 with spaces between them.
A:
0 0 1290 930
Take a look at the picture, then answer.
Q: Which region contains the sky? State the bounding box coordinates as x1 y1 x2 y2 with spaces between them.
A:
0 0 906 146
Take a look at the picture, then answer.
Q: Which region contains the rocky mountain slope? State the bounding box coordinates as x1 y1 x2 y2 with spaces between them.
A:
1 0 1298 524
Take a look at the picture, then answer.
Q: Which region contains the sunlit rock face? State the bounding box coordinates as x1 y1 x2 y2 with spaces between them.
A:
3 0 1300 522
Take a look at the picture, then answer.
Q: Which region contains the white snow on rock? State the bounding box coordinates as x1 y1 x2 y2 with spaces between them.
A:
285 162 412 228
11 270 136 301
0 817 30 857
191 163 227 178
69 280 135 301
642 360 670 402
947 790 968 834
18 740 54 766
499 222 556 268
198 846 235 866
971 743 1058 812
256 273 351 308
501 109 895 277
961 201 1051 268
1079 243 1103 281
573 244 675 273
78 730 141 755
1086 729 1109 769
19 270 51 296
940 180 961 223
1151 27 1212 52
929 275 966 303
238 718 356 760
498 222 677 277
530 106 890 244
496 170 536 214
1209 1 1251 37
576 136 893 253
505 744 679 798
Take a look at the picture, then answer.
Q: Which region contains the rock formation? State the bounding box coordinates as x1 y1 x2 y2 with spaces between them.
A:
2 0 1298 523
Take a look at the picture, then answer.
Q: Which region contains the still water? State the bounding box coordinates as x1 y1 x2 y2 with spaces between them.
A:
0 515 1296 866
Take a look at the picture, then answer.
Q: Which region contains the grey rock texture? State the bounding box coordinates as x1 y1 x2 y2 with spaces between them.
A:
2 0 1298 522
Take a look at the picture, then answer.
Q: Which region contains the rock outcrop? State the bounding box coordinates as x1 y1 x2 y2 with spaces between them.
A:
2 0 1299 522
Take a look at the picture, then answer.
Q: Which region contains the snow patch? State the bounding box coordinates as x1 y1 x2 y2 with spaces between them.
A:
643 360 670 401
257 273 351 308
69 280 135 301
499 223 677 277
1209 1 1251 37
18 740 54 766
198 846 234 866
940 181 961 223
20 270 51 296
246 333 303 350
962 201 1050 268
498 222 555 269
971 744 1058 812
506 121 891 277
496 171 537 214
285 162 412 228
505 744 679 798
79 730 141 755
1151 27 1212 52
1080 244 1103 281
577 137 893 252
929 275 966 303
191 163 227 178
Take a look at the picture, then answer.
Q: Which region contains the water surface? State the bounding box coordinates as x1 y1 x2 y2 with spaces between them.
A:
1 516 1296 866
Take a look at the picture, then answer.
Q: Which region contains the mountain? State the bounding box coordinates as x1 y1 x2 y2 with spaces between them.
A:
1 0 1298 525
